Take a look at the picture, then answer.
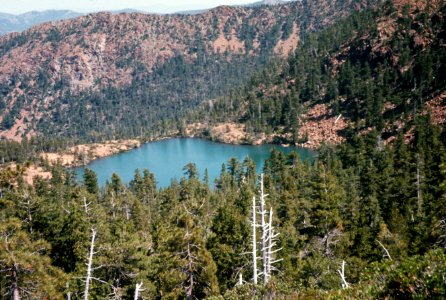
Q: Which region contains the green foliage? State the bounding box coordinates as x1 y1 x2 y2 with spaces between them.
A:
0 1 445 298
83 168 99 194
45 27 63 42
0 218 66 299
0 122 445 297
197 1 446 147
361 249 446 298
208 204 249 291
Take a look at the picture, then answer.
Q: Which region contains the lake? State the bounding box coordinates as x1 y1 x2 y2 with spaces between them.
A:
74 138 314 188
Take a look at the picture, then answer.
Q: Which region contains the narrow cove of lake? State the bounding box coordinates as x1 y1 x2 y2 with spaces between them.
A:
74 138 314 188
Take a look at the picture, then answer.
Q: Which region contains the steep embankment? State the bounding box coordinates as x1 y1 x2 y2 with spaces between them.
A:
0 0 379 141
188 0 446 148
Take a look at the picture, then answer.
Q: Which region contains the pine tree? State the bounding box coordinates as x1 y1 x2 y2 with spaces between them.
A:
0 218 66 299
83 168 99 195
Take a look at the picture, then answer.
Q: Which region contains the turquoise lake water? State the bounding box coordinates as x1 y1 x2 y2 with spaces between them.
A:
74 138 314 188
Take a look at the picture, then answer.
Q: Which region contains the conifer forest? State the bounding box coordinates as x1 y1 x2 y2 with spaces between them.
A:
1 0 446 299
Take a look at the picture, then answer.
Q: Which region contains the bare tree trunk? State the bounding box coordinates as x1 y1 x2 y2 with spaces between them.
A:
258 102 262 121
185 224 194 300
12 263 20 300
83 197 91 216
337 260 349 289
265 208 282 281
259 174 268 285
250 174 281 286
266 208 273 276
84 229 97 300
66 282 71 300
238 273 243 286
110 193 116 220
252 196 258 285
134 282 143 300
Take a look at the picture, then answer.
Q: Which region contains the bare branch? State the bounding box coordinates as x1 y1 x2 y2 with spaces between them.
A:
376 240 392 261
337 260 350 289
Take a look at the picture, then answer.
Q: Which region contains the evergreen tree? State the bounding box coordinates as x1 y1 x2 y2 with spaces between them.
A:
83 168 99 195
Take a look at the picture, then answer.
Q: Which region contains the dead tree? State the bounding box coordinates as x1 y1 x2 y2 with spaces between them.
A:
337 260 349 289
110 192 116 220
185 223 197 300
265 208 282 278
179 199 214 300
82 197 92 217
320 228 342 258
436 219 446 249
376 240 392 261
84 229 97 300
252 196 258 285
259 174 269 285
66 282 71 300
134 282 144 300
250 174 281 286
238 273 244 286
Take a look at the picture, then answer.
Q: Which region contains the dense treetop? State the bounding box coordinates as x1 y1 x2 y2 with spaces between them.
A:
1 0 446 298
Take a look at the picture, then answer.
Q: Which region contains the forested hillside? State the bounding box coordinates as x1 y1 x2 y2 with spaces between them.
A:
1 0 446 298
0 0 377 141
189 0 446 148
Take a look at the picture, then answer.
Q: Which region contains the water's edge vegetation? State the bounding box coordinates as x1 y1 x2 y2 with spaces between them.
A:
73 138 315 188
1 119 445 298
1 0 446 298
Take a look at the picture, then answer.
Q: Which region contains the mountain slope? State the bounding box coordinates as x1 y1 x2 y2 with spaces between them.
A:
188 0 446 147
0 0 379 141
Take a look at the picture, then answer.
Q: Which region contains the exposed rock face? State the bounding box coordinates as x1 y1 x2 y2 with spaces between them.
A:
298 104 349 149
0 0 377 141
426 92 446 126
185 122 248 144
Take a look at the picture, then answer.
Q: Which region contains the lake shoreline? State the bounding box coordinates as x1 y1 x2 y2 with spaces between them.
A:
8 131 313 186
39 139 142 168
38 129 311 169
73 138 315 188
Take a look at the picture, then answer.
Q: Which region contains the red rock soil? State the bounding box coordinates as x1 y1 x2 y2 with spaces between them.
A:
40 139 141 167
297 104 349 149
426 92 446 126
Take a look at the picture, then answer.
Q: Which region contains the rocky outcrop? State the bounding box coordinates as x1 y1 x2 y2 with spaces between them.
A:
426 92 446 126
298 104 349 149
185 122 248 144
